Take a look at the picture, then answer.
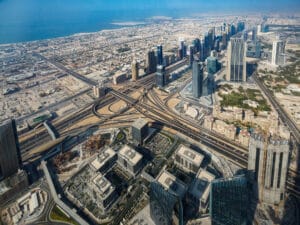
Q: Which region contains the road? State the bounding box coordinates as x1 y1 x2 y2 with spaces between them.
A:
109 88 300 198
32 52 97 86
252 74 300 143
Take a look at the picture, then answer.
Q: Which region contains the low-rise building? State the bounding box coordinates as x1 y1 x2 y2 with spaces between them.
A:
117 145 143 176
174 145 204 174
238 129 251 146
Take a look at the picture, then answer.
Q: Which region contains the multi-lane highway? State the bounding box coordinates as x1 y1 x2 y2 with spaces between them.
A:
18 57 300 199
253 74 300 143
32 52 97 86
109 88 300 198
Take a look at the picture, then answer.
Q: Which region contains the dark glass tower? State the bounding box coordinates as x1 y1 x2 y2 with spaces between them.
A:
146 50 157 74
0 119 22 180
157 45 163 65
210 176 249 225
192 61 203 98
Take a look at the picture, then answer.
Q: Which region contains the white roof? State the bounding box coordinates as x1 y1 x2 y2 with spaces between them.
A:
157 170 187 198
132 118 148 129
119 145 142 166
176 145 204 167
189 169 215 204
91 147 116 171
92 173 114 198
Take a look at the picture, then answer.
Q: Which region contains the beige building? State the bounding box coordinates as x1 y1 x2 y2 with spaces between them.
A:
131 60 139 81
157 170 187 199
174 145 204 174
90 147 117 173
188 169 215 212
117 145 143 176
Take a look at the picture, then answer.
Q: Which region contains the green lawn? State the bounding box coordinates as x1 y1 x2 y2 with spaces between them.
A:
220 87 271 114
50 205 79 225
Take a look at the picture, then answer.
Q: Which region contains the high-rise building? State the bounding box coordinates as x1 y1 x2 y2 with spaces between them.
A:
237 21 245 32
131 118 148 145
226 37 246 82
0 119 22 181
156 65 166 88
150 182 184 225
210 176 249 225
146 50 157 74
192 61 203 98
231 24 236 36
156 45 163 65
252 28 257 42
248 133 289 205
188 45 195 66
271 40 285 66
131 60 139 81
221 32 227 50
200 38 205 61
207 56 218 74
208 28 215 50
192 38 201 53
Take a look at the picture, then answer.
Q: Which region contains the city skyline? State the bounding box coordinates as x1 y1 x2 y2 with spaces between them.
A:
0 3 299 225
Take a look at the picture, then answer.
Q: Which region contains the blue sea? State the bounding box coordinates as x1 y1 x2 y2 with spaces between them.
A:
0 0 191 44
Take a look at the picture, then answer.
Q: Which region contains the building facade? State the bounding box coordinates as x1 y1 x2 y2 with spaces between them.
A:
271 40 285 66
117 145 143 176
131 60 139 81
192 61 203 98
207 56 218 74
156 65 166 88
174 145 204 174
248 133 289 205
146 50 157 74
131 118 148 145
156 45 163 65
0 119 22 181
226 38 246 82
210 176 248 225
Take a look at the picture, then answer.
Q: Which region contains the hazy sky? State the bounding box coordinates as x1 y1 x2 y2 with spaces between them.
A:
1 0 300 12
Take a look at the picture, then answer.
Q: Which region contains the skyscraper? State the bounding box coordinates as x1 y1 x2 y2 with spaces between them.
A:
156 45 163 65
210 176 248 225
221 32 227 50
0 119 22 180
192 61 203 98
146 50 157 74
272 40 285 66
248 134 289 205
131 60 139 81
237 21 245 32
226 37 246 82
188 45 195 66
207 56 218 74
200 38 205 61
156 65 166 88
252 28 257 42
192 38 201 53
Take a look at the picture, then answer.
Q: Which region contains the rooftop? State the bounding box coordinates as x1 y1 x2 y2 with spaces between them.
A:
176 145 204 167
132 118 148 130
118 145 143 166
157 170 187 198
189 169 215 204
91 147 116 171
92 173 115 198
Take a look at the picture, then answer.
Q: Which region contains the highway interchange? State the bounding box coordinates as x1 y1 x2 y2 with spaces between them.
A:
18 55 300 202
